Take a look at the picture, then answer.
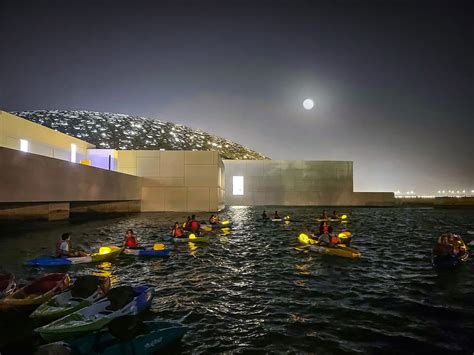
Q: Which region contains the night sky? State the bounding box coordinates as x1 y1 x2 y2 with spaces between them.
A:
1 0 473 194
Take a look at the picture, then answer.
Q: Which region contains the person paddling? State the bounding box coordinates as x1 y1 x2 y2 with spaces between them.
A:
209 215 218 225
172 222 184 238
184 216 191 230
261 210 268 219
189 215 201 235
319 221 329 235
273 211 281 219
328 226 341 246
123 229 138 248
56 233 87 257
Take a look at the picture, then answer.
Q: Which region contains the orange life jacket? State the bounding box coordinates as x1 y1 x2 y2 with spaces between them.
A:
190 220 199 230
126 236 137 248
174 227 183 237
330 235 340 245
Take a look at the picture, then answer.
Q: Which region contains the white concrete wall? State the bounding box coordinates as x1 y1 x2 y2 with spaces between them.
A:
224 160 355 206
117 150 224 212
224 160 394 206
0 111 94 163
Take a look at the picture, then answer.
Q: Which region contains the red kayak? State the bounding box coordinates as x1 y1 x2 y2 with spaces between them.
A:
0 274 16 299
0 273 70 312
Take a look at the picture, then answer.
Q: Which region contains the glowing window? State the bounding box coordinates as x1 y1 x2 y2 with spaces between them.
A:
233 176 244 195
71 144 77 163
20 139 29 152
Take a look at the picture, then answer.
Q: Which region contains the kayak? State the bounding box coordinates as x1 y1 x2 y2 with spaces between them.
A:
30 275 111 321
164 235 210 243
25 246 122 267
201 221 233 231
0 273 70 311
298 233 361 259
122 247 171 257
38 319 187 355
66 318 187 354
169 237 210 243
0 273 16 299
36 285 154 342
272 216 291 222
318 215 348 223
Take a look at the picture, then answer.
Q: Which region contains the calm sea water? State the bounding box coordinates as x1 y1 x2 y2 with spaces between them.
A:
0 207 473 354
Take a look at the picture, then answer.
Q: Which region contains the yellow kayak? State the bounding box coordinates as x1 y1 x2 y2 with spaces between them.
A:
298 233 361 259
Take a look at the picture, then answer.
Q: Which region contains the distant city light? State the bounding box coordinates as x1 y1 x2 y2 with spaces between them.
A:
20 139 29 152
442 190 445 193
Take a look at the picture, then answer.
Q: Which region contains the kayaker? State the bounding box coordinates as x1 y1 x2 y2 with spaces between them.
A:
123 229 138 248
320 210 328 219
172 222 184 238
452 234 467 255
319 221 329 235
209 214 218 225
318 232 331 246
262 210 268 219
331 210 339 219
273 211 281 219
184 216 191 230
433 234 454 256
328 227 341 246
446 233 466 255
189 215 201 234
56 233 87 257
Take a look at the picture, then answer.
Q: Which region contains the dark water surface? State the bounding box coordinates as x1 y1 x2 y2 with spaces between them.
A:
1 207 474 354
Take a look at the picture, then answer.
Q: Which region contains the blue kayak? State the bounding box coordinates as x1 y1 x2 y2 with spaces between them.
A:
122 248 171 257
40 319 187 355
25 246 123 266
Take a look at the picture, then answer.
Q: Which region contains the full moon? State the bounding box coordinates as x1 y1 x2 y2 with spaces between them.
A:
303 98 314 110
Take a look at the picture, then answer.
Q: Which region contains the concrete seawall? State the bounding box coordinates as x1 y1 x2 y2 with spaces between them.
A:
0 147 142 220
396 197 474 207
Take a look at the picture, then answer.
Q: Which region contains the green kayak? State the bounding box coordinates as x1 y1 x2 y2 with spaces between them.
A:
35 286 153 342
30 275 110 321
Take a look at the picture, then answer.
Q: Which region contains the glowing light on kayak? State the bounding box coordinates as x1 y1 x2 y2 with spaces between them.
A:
341 215 347 220
189 233 196 239
338 232 352 239
99 246 111 255
153 243 165 250
299 233 310 244
221 220 230 225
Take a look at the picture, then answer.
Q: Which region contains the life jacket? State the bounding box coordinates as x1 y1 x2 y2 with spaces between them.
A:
190 220 199 230
125 236 137 248
323 225 329 233
174 227 183 237
330 234 340 245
